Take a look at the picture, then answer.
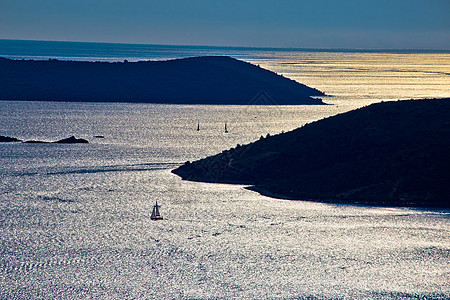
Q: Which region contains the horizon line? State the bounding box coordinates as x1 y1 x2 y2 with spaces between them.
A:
1 38 450 54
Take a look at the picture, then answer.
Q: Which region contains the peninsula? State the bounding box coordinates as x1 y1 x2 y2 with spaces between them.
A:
173 99 450 208
0 56 324 105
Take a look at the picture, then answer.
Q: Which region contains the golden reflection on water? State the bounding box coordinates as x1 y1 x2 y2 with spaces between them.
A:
248 52 450 105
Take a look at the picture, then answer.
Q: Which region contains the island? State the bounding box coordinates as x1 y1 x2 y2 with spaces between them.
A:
173 98 450 208
53 136 88 144
0 56 324 105
1 135 88 144
0 135 22 142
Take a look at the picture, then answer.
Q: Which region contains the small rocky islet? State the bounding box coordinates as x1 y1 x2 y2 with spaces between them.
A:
173 98 450 208
0 135 88 144
0 136 22 143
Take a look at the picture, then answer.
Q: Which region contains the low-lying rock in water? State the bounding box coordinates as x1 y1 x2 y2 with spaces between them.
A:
0 135 22 142
23 140 50 144
54 136 88 144
173 98 450 208
6 135 89 144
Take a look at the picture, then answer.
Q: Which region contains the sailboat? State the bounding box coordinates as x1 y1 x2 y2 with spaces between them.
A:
224 122 228 133
150 201 163 220
197 120 200 131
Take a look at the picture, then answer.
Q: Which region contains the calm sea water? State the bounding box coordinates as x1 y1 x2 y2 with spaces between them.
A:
0 40 449 299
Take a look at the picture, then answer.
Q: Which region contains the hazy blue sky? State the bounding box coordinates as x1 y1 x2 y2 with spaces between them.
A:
1 0 449 49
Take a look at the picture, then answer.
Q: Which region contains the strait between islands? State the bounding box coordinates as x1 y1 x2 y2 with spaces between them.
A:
173 99 450 208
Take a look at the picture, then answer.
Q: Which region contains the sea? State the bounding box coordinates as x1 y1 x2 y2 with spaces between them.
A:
0 40 449 299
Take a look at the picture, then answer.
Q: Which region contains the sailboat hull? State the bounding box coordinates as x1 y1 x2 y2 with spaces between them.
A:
150 202 163 220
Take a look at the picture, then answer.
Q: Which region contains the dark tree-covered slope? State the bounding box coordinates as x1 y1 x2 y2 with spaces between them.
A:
0 56 324 104
173 99 450 208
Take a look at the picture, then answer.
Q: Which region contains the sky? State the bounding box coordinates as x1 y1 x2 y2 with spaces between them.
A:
1 0 449 49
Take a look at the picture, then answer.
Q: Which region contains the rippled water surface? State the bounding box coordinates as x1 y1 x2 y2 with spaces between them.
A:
0 42 449 299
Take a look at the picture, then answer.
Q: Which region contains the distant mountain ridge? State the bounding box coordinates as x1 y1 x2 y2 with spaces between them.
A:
0 56 324 104
173 99 450 208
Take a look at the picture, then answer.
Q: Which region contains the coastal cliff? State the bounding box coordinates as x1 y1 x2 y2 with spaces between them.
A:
173 99 450 208
0 56 324 104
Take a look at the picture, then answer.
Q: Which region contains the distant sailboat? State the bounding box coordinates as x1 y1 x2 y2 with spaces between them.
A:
224 122 228 133
150 201 163 220
197 120 200 131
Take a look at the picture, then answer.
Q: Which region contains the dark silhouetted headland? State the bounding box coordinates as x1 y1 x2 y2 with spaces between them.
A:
173 99 450 208
0 56 324 104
